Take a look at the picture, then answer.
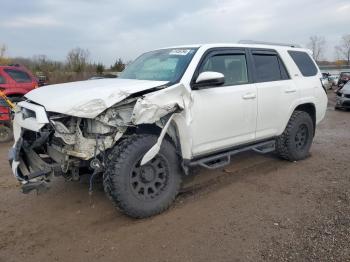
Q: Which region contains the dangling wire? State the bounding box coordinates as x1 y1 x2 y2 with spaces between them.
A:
89 134 101 196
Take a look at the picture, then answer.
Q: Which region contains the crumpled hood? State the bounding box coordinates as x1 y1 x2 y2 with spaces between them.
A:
25 78 168 118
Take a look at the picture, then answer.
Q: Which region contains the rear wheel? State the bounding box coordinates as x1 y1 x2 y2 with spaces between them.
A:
275 111 314 161
104 134 182 218
0 125 13 143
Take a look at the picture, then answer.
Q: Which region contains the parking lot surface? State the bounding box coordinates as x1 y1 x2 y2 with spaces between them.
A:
0 93 349 262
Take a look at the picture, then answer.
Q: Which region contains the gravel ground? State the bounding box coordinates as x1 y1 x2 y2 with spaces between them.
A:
0 92 349 262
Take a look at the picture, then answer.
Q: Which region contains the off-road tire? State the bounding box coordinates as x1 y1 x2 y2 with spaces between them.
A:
104 134 182 218
275 111 314 161
0 125 13 143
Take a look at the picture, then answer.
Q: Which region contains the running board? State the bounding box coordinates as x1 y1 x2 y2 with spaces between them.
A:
189 140 275 169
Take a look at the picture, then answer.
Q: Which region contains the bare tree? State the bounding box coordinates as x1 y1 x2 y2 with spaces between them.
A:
0 44 11 65
307 36 326 62
335 34 350 65
0 44 6 57
66 47 90 73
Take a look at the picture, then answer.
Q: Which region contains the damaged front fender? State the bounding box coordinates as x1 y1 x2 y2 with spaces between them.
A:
131 83 192 165
131 83 189 124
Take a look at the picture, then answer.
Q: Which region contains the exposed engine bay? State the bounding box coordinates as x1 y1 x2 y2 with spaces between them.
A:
9 82 190 194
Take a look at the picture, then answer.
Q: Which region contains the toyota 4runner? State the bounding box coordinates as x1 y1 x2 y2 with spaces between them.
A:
9 42 328 218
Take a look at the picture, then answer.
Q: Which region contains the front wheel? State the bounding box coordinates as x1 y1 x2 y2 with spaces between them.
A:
103 134 182 218
275 111 314 161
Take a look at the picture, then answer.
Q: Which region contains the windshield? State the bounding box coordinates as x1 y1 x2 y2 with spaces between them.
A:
119 48 197 83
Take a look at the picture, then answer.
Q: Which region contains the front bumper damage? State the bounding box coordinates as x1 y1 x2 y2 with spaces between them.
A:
9 84 190 194
9 138 60 193
9 101 122 194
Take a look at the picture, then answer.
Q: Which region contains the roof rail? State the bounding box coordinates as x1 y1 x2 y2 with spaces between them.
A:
238 40 301 48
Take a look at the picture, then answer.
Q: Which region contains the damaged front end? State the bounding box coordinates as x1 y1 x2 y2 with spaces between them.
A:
9 83 189 194
9 100 135 194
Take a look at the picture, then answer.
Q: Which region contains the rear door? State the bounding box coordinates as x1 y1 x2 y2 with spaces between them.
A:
249 49 299 139
189 48 258 156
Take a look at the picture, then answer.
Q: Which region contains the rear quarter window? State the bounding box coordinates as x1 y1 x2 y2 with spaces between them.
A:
288 51 318 77
4 69 32 83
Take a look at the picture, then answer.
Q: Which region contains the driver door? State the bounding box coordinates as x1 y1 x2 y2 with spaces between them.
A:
189 49 257 156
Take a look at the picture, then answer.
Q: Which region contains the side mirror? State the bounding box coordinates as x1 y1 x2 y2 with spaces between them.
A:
194 71 225 88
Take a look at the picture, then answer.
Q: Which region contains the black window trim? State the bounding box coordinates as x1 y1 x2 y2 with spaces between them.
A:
190 47 254 90
248 48 291 83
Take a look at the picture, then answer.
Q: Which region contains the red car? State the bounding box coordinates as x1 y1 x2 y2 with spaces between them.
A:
0 65 38 102
0 100 12 142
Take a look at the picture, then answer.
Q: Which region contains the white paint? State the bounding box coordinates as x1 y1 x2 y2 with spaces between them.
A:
17 101 49 124
12 43 328 167
195 71 224 84
140 114 175 165
25 78 168 118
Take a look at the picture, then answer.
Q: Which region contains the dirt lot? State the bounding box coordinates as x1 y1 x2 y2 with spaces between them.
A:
0 93 349 262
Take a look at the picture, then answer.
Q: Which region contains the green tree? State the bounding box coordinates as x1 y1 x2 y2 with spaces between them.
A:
96 63 105 75
111 58 126 72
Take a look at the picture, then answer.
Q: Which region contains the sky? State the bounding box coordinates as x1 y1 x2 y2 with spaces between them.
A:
0 0 349 66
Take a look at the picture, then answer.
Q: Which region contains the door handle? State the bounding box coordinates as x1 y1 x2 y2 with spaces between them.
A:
285 88 296 93
242 93 256 100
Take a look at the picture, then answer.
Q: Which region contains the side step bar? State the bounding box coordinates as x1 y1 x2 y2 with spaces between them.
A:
189 140 275 169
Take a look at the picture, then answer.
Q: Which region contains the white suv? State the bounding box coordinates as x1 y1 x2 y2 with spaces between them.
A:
9 42 328 218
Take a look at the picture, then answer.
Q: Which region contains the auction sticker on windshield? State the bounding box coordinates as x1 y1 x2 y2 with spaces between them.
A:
169 49 192 56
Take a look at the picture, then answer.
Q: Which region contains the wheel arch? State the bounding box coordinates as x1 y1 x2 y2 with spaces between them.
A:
129 122 183 158
294 103 316 135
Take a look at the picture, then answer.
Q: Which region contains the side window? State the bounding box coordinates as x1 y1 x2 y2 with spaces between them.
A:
252 53 289 83
4 69 32 83
0 74 5 84
288 51 318 77
199 54 249 86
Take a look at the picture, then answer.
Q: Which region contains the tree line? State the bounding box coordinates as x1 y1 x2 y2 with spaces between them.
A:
1 34 350 84
0 46 127 84
307 34 350 65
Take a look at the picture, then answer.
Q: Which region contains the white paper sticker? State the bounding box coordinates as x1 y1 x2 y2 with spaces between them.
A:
169 49 191 56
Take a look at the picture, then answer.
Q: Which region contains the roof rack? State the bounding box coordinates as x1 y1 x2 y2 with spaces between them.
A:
238 40 301 48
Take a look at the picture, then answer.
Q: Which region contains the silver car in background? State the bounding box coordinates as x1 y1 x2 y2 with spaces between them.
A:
328 75 339 87
335 81 350 110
